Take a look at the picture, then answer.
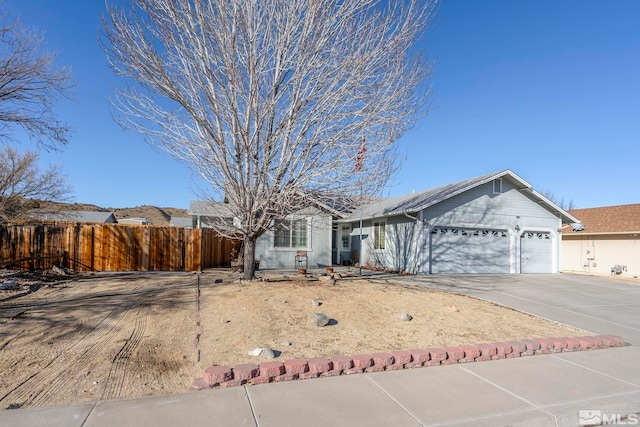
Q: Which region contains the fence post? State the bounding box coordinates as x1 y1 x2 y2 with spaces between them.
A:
142 227 150 271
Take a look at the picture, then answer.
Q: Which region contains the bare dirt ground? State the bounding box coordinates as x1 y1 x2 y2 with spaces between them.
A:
0 269 583 410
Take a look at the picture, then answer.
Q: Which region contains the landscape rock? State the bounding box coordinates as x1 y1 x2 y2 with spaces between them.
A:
318 276 336 286
312 299 322 306
52 265 67 276
398 312 413 321
247 347 276 359
0 281 19 291
314 313 330 327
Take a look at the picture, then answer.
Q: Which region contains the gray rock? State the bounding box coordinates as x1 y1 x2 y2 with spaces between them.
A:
318 275 335 285
52 265 67 276
398 311 413 321
312 299 322 306
248 347 276 359
314 312 330 327
0 281 18 291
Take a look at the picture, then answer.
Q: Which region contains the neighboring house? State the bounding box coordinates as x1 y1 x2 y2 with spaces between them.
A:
30 210 118 224
190 170 579 274
189 200 347 269
170 216 193 228
562 203 640 278
118 217 152 225
337 170 579 274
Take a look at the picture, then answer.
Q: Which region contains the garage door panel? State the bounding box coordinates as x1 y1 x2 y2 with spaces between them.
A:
431 227 510 274
520 232 552 273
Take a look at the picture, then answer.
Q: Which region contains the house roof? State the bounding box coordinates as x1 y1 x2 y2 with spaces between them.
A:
565 203 640 235
170 216 192 227
189 193 353 220
342 169 579 224
189 200 237 218
30 210 116 223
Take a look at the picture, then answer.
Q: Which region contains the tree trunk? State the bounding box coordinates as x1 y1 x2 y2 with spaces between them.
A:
243 236 256 280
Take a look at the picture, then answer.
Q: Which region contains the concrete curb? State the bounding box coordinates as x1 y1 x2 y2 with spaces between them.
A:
192 334 625 389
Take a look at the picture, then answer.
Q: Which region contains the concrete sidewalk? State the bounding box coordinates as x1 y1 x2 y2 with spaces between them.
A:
2 345 639 427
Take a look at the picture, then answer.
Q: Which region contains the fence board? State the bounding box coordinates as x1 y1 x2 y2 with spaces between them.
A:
0 223 238 272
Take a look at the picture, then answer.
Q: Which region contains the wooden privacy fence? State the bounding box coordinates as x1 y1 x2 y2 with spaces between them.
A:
0 223 239 272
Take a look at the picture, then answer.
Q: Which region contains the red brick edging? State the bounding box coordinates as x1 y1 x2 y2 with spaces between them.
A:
192 334 625 390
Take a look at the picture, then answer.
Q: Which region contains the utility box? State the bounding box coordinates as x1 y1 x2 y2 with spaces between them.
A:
585 246 596 260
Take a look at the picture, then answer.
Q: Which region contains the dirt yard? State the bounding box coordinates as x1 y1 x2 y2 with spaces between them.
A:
0 269 583 410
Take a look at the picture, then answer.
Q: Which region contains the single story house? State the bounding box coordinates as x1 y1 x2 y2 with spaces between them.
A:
189 199 346 269
562 203 640 278
336 170 579 274
118 217 152 225
169 216 193 228
29 210 118 224
191 170 579 274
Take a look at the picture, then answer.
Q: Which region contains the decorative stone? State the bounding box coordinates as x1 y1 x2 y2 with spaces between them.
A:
0 280 19 291
232 364 260 381
398 312 413 321
318 276 336 285
314 313 330 327
248 347 276 359
204 366 232 384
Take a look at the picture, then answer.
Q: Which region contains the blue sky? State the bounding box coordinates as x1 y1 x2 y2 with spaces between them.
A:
8 0 640 209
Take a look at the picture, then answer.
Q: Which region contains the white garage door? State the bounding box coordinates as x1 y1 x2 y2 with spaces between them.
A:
430 227 510 274
520 231 553 273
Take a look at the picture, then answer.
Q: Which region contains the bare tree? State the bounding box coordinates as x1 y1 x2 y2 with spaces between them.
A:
0 146 72 223
540 189 576 211
0 2 74 151
103 0 435 278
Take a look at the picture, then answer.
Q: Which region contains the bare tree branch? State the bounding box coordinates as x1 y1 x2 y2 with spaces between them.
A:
0 145 72 222
540 189 576 211
103 0 436 278
0 2 75 151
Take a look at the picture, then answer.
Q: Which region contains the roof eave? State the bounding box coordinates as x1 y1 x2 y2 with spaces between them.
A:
562 230 640 236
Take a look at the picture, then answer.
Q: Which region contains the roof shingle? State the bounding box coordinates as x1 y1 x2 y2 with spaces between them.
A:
566 204 640 234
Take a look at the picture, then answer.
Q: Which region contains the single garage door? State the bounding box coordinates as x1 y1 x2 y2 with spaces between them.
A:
430 227 510 274
520 231 553 273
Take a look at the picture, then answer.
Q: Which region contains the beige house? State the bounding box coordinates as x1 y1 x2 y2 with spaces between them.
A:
562 203 640 277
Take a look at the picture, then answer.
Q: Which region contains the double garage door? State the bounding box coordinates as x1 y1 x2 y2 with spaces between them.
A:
429 227 552 274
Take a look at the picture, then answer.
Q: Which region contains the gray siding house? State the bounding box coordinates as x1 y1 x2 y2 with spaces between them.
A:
189 201 343 269
337 170 579 274
191 170 579 274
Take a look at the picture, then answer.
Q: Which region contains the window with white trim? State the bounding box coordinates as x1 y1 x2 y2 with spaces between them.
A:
373 221 386 250
274 218 308 248
341 226 351 249
493 178 503 194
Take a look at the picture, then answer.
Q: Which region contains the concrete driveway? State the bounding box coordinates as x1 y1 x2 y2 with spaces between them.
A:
401 273 640 346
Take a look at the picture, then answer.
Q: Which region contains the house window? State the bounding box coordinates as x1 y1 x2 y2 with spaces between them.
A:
274 218 308 248
493 178 503 194
373 221 386 250
341 226 351 249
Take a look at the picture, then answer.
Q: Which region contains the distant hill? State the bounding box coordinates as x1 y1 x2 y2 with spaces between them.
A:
36 201 189 226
